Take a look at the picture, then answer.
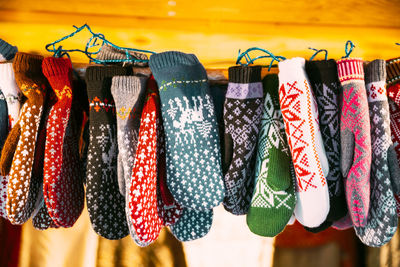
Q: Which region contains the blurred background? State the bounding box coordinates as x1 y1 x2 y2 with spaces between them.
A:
0 0 399 267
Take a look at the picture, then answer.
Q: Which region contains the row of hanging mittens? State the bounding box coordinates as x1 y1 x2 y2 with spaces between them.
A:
245 56 400 248
3 35 400 248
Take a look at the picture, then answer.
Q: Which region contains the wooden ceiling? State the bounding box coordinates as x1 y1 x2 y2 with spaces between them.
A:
0 0 399 67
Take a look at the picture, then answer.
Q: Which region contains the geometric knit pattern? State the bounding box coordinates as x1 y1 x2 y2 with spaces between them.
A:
278 59 330 228
44 110 84 227
337 58 372 227
355 62 398 246
170 208 213 242
42 57 84 227
86 121 129 239
6 53 46 224
313 83 343 199
247 74 296 237
223 80 263 215
306 58 348 225
129 93 163 245
279 80 327 192
149 51 224 211
162 93 224 209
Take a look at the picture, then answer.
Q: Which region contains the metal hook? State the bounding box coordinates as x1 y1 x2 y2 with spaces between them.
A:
309 47 328 61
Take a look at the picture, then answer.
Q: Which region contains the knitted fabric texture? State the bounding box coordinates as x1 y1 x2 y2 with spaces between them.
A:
337 58 372 227
355 59 398 247
4 53 46 224
149 51 224 211
0 39 18 61
85 66 129 239
154 74 183 226
111 75 147 196
278 57 330 228
32 197 59 230
306 59 347 223
386 57 400 215
246 74 296 237
223 65 263 215
42 57 84 227
129 79 164 245
97 45 148 67
170 208 213 242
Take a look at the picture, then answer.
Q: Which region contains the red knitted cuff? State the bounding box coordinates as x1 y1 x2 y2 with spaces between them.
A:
336 58 364 83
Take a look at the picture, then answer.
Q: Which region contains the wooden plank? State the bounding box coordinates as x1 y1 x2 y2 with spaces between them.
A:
1 0 400 28
0 21 398 69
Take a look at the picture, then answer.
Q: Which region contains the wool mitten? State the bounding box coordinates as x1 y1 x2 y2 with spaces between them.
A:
337 58 372 227
222 66 263 215
278 57 330 228
354 60 399 247
85 66 129 239
386 57 400 215
170 208 213 241
111 75 147 196
305 59 347 226
246 74 296 237
97 44 148 67
0 39 17 61
42 57 84 227
4 53 47 224
149 51 224 210
129 82 164 245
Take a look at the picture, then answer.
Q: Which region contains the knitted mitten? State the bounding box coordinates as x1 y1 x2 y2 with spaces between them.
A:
42 57 84 227
129 78 164 245
111 75 147 196
149 51 224 210
85 66 129 239
278 57 330 228
223 66 263 215
354 59 398 246
337 58 372 227
4 53 46 224
246 74 296 237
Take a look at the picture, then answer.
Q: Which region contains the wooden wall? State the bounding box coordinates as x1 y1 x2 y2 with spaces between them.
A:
0 0 399 68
